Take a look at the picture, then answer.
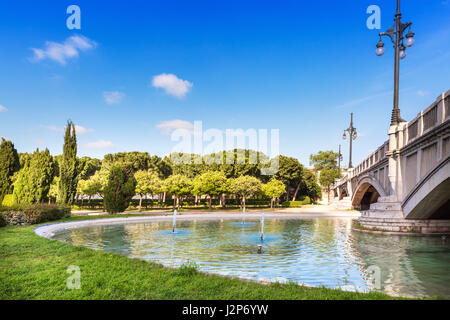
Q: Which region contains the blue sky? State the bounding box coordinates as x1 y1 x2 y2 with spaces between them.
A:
0 0 449 167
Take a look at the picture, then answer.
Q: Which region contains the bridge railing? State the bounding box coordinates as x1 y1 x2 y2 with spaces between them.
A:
403 90 450 145
331 90 449 190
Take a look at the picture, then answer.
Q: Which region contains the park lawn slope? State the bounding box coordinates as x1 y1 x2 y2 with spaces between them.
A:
0 223 395 300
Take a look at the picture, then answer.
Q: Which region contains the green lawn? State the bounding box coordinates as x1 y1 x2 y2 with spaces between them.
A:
0 218 398 300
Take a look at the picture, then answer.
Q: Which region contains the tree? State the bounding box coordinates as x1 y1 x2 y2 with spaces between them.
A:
0 138 20 204
49 176 59 203
134 170 162 210
319 168 338 203
191 171 227 209
298 169 322 202
164 174 192 209
310 150 340 202
77 157 101 181
309 150 339 171
103 166 137 213
13 148 54 204
261 178 286 208
58 120 78 205
275 156 304 201
229 175 262 208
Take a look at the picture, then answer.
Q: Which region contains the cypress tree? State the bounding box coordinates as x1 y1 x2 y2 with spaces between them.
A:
0 138 20 204
104 166 137 213
13 148 54 204
58 120 78 205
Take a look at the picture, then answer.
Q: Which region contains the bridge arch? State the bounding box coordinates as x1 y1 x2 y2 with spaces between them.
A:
351 175 387 210
403 155 450 219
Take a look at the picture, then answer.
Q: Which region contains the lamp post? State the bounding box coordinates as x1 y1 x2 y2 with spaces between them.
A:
375 0 415 125
343 113 357 168
337 144 343 178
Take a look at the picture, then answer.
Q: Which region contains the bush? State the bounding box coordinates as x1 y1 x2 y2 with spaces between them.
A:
0 204 71 225
0 214 6 227
1 194 14 207
104 166 137 214
281 197 311 207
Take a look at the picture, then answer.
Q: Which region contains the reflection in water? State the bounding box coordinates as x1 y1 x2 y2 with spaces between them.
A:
53 218 450 298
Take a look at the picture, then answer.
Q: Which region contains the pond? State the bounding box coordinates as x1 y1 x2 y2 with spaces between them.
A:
51 218 450 298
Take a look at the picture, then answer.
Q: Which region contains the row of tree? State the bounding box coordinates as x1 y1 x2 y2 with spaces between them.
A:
0 121 343 212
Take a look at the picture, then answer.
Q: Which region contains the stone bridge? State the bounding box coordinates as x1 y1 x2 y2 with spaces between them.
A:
330 90 450 234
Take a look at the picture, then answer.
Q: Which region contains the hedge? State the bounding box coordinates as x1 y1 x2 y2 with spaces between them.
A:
281 196 311 208
0 204 71 226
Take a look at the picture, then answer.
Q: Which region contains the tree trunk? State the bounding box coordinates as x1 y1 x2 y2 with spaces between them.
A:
271 198 274 209
139 195 143 211
292 182 301 201
222 194 226 208
209 195 212 210
163 192 166 204
242 195 246 208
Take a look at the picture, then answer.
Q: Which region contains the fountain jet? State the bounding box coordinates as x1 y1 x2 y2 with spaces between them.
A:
172 209 177 233
260 212 265 241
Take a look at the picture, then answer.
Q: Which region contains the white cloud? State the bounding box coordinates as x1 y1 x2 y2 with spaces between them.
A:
75 125 94 134
30 35 97 65
0 105 8 112
156 119 194 135
103 91 125 105
85 140 114 149
152 73 193 98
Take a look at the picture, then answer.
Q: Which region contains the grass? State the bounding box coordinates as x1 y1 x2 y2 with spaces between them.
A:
0 219 400 300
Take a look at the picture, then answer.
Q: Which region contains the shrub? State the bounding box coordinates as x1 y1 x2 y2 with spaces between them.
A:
0 214 6 227
281 197 311 207
302 196 311 205
0 204 71 225
104 166 137 214
1 194 14 207
281 201 303 208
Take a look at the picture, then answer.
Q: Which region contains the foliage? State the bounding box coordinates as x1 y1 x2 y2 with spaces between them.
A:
76 157 101 181
281 197 311 207
103 166 137 213
298 170 322 201
0 214 6 227
309 150 339 171
229 175 262 207
12 149 54 205
134 170 162 210
261 178 286 208
58 121 78 205
191 171 228 209
0 204 70 225
48 177 59 203
1 194 14 207
0 138 20 204
319 168 338 188
164 174 192 208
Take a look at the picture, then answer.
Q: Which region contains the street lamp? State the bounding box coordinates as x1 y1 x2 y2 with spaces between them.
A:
343 113 357 168
337 144 343 178
375 0 415 125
